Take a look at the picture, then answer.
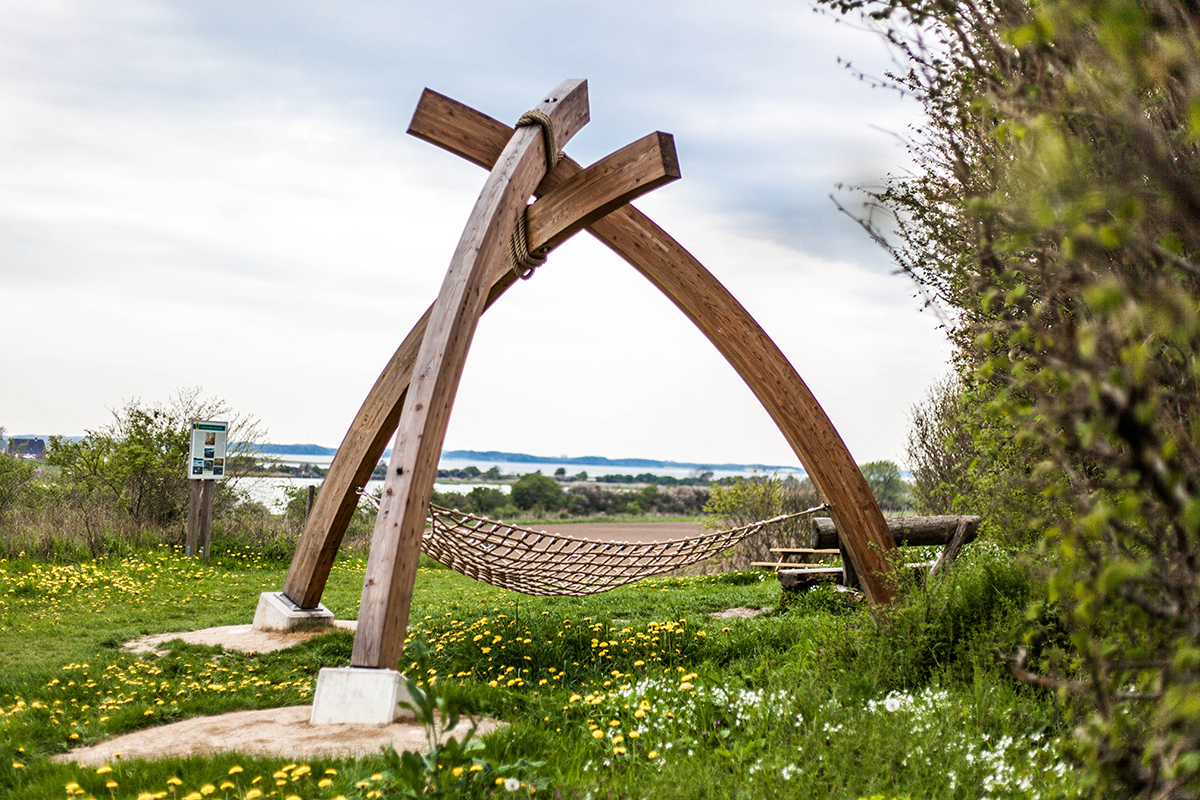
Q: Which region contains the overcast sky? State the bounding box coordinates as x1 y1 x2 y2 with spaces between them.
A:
1 0 951 469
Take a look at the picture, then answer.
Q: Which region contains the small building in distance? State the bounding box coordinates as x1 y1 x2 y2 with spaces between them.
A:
7 437 46 460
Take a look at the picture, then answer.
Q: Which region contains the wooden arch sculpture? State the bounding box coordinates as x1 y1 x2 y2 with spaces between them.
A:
277 80 898 670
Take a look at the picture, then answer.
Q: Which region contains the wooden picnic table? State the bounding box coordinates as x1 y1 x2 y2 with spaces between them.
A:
750 547 840 572
767 514 981 592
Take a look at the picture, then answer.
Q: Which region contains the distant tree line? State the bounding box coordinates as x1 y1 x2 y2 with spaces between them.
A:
430 471 714 518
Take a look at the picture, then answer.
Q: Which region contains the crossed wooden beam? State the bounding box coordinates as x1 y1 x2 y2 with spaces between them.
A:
276 80 898 670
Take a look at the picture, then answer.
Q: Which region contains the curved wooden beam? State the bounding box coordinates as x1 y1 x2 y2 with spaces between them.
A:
407 91 899 604
351 81 592 668
280 129 679 609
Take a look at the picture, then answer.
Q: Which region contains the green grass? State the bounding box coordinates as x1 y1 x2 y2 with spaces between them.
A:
0 541 1082 800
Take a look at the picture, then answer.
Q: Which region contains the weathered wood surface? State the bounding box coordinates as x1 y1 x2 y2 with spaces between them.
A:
754 547 840 572
186 480 215 558
810 515 981 550
352 80 592 669
779 561 939 592
406 90 900 605
199 480 214 559
186 480 202 557
929 516 973 579
769 547 840 555
751 561 834 570
526 131 679 253
778 567 844 590
280 118 678 610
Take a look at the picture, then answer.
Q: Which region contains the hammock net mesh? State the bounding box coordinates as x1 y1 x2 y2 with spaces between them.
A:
421 503 822 596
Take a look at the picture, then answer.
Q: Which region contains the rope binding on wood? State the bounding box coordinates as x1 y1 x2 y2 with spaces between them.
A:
516 109 562 172
506 109 563 281
508 210 547 280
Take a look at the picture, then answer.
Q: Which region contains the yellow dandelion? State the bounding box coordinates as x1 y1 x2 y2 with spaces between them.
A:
106 780 119 788
592 729 604 739
167 777 183 786
319 778 333 788
228 765 244 774
96 766 113 775
452 767 464 777
648 750 659 759
245 791 263 800
324 768 338 775
200 785 216 795
219 781 234 790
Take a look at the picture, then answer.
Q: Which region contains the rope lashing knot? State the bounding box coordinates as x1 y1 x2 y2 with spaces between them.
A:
515 109 562 172
508 210 548 280
507 109 563 281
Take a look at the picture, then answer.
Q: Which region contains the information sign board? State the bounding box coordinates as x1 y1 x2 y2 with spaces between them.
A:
188 420 228 480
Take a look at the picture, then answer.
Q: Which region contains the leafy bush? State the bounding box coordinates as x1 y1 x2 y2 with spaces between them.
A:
702 475 823 565
824 0 1200 792
46 388 264 530
0 455 35 527
509 473 565 512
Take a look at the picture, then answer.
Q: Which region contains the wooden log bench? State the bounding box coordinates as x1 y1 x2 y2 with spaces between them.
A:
776 515 980 593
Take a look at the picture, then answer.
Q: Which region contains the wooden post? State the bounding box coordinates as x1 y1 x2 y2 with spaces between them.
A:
929 516 973 579
351 79 591 669
186 479 215 558
838 537 861 590
186 480 202 557
199 479 214 559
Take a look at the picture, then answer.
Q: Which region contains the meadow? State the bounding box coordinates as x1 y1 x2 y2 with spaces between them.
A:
0 541 1082 799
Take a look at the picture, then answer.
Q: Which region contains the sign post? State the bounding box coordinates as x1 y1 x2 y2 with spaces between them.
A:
186 420 228 558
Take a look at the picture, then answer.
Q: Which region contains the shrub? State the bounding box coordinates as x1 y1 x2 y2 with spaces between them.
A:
510 473 565 512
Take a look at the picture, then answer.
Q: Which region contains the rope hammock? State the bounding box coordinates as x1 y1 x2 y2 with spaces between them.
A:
406 501 826 596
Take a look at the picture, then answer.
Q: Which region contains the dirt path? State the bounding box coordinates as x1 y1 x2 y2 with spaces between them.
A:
516 519 703 543
54 705 501 766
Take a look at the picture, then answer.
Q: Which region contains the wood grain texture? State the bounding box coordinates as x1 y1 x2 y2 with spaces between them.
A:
279 118 677 611
811 515 981 550
405 92 901 604
526 132 678 253
352 80 590 668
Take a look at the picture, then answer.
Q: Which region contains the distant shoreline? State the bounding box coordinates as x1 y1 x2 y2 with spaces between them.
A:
254 445 804 476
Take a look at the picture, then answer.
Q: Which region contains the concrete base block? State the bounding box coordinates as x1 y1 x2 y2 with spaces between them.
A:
310 666 415 725
251 591 334 631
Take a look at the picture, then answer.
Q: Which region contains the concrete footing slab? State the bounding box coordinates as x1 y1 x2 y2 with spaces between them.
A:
252 592 334 631
310 666 415 725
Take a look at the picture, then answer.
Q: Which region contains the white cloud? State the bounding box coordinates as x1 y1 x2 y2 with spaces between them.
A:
0 0 949 466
